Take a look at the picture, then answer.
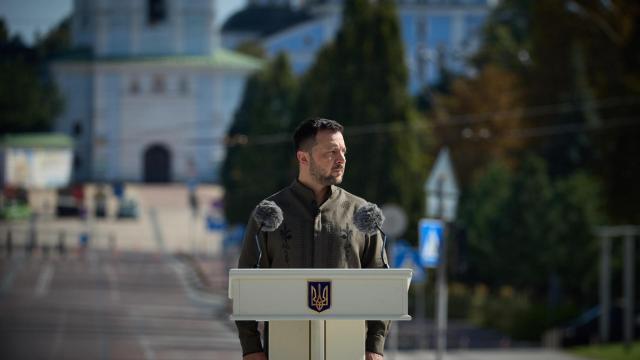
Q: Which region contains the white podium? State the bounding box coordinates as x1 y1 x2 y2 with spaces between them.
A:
229 268 412 360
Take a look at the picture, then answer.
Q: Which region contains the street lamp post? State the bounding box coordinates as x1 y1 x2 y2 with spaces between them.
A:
424 148 459 360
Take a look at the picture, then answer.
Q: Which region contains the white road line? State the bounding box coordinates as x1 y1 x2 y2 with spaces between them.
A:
34 263 54 297
0 258 22 296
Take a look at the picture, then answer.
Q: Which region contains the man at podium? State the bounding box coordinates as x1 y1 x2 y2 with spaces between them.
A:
236 118 389 359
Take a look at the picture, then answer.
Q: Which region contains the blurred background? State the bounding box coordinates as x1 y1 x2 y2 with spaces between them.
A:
0 0 638 359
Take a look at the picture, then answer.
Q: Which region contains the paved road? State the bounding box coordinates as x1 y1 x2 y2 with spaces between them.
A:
391 349 587 360
0 249 240 360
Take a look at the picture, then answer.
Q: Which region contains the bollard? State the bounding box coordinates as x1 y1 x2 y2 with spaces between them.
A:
78 232 89 259
6 229 12 257
108 233 117 254
26 232 36 257
57 231 66 257
27 214 38 257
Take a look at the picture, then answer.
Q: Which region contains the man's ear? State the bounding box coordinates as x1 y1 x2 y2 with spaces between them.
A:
297 150 309 166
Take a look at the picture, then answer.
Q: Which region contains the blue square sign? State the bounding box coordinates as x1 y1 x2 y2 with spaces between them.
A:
419 219 444 268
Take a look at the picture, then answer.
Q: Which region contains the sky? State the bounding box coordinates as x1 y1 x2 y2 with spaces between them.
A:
0 0 247 44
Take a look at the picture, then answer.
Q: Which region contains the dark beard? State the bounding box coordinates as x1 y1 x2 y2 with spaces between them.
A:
309 158 343 186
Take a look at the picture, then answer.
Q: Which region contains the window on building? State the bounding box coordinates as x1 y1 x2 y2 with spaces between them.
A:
152 74 166 94
72 121 83 137
147 0 167 25
73 153 82 170
178 76 189 96
129 78 141 94
76 1 90 29
416 17 427 43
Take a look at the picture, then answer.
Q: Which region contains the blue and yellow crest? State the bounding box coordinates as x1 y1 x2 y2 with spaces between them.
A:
308 281 331 313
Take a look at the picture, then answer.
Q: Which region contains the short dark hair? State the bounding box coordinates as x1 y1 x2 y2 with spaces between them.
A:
293 117 344 151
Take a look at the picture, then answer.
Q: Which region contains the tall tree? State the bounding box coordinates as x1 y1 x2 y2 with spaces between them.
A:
296 0 433 242
460 155 603 303
0 18 63 134
222 54 298 224
35 17 71 59
0 17 69 135
445 0 640 223
431 64 527 187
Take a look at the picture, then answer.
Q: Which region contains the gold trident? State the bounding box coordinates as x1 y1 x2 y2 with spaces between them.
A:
311 284 329 311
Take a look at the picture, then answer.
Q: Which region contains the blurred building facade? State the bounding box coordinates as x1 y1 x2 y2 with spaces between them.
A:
222 0 493 93
51 0 261 183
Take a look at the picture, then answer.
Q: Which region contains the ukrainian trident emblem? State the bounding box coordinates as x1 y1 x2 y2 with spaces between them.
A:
308 281 331 313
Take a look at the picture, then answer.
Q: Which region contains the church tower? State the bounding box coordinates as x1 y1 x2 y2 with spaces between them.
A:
71 0 219 56
52 0 261 183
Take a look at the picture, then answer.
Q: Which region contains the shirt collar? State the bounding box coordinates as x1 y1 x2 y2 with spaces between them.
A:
290 179 337 209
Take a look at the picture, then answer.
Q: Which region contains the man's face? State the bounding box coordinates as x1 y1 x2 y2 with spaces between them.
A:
307 130 347 186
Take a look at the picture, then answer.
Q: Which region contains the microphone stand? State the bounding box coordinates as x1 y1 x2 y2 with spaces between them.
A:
254 224 264 268
377 225 390 269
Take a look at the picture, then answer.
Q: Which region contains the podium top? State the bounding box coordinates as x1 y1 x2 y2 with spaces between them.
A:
229 268 412 278
228 268 413 321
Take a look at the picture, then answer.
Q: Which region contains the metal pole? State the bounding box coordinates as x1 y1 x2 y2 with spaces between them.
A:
388 239 399 359
435 177 448 360
435 224 448 360
623 229 635 351
416 282 426 349
599 234 611 343
6 229 12 257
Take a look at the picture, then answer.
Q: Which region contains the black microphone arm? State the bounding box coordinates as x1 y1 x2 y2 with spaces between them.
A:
254 224 264 269
377 225 390 269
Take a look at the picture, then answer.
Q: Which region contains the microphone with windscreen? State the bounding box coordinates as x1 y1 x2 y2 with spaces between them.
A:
252 200 283 268
353 203 389 269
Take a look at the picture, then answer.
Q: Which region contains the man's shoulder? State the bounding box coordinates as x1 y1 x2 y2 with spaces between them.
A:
333 186 368 206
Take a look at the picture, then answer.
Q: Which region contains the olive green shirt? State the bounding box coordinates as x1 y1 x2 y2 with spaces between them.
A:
235 180 389 356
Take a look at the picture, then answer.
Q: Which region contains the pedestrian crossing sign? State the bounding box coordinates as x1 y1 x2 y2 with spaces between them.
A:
419 219 444 268
391 240 427 284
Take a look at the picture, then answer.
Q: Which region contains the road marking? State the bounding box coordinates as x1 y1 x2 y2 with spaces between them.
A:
35 263 54 297
0 258 22 296
148 208 167 256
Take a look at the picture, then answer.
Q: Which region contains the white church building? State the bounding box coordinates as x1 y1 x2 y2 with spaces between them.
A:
51 0 261 183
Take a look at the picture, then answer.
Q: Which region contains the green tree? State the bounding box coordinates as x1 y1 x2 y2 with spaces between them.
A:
477 0 640 222
548 172 604 303
443 0 639 224
0 17 66 134
460 155 603 302
222 54 298 223
296 0 433 243
505 155 555 292
458 160 513 286
35 16 71 59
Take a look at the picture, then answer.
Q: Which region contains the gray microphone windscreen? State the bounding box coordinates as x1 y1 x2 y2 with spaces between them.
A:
353 202 385 236
254 200 284 231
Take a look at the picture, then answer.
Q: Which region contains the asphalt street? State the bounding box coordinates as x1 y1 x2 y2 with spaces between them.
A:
0 249 239 360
